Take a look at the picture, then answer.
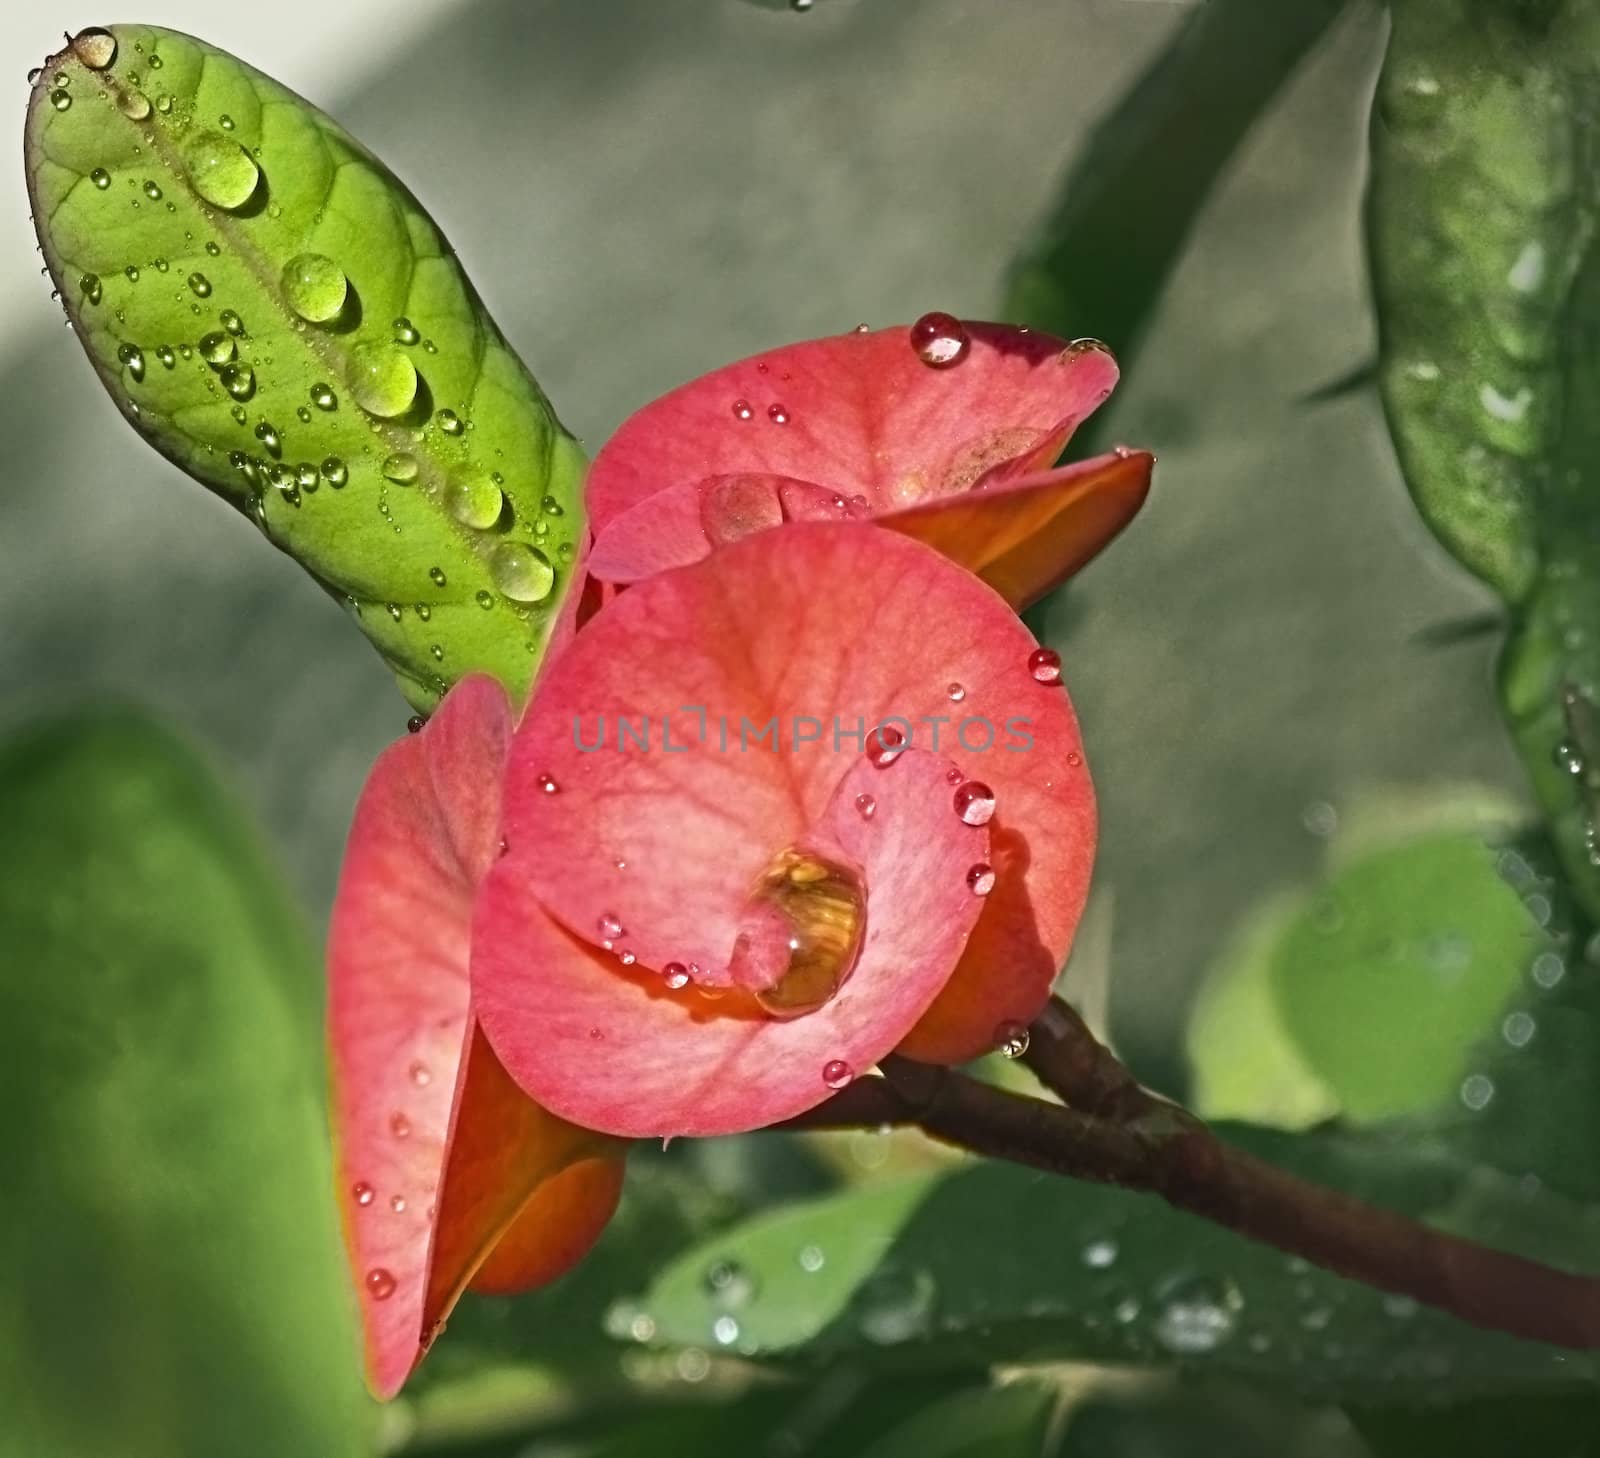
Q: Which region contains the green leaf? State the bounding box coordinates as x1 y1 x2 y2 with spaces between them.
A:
854 1383 1058 1458
0 711 372 1457
1005 0 1345 393
1368 0 1600 915
632 1124 1600 1402
26 26 586 712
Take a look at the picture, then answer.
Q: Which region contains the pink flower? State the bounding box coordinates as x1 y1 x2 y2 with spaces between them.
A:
585 316 1151 609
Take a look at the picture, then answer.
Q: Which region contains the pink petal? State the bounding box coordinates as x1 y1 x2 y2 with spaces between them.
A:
474 746 984 1136
474 523 1094 1128
586 323 1119 539
328 676 622 1397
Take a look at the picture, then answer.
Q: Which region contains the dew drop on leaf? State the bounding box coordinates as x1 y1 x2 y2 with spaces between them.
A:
489 542 555 602
349 342 418 418
447 474 505 530
71 27 118 70
183 130 260 209
281 252 348 323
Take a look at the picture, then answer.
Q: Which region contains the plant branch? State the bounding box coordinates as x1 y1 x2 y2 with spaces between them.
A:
784 996 1600 1351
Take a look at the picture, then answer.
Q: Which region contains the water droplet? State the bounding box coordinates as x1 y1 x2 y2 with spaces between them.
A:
49 89 71 112
1082 1239 1118 1269
712 1315 740 1345
798 1244 825 1272
321 456 348 487
185 271 212 299
909 311 970 368
1066 750 1083 768
447 474 505 529
731 398 753 420
1153 1276 1240 1355
142 179 161 201
858 1266 937 1344
124 264 139 283
90 167 111 190
222 363 256 401
428 565 447 588
767 403 790 425
437 408 463 435
198 330 234 365
155 344 175 369
72 27 118 69
390 1194 407 1214
865 723 907 768
254 420 280 455
995 1020 1029 1057
597 913 625 941
733 846 867 1018
78 273 101 305
282 251 347 323
662 961 690 989
1502 1010 1536 1047
1028 647 1062 684
952 780 995 826
382 453 419 484
392 316 420 345
531 772 559 797
854 792 877 820
296 462 318 491
489 541 555 602
353 1181 374 1207
1532 951 1566 988
117 343 145 382
349 341 418 418
205 240 221 256
365 1268 397 1301
823 1059 854 1090
390 1112 412 1138
218 113 235 130
1459 1072 1495 1111
220 309 245 336
967 863 996 896
183 129 259 208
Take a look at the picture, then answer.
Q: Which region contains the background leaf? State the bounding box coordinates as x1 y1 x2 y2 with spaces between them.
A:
26 25 586 712
632 1123 1600 1403
1005 0 1347 411
0 710 372 1458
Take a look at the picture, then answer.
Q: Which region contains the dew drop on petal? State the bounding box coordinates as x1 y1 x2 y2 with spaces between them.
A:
865 724 907 768
536 772 559 795
736 847 867 1018
909 311 970 368
662 962 690 989
390 1112 411 1139
953 780 996 826
855 793 877 820
947 682 966 702
731 398 753 421
1028 647 1062 684
995 1021 1029 1058
967 863 996 896
353 1181 375 1207
390 1194 407 1214
598 912 625 941
409 1061 431 1087
365 1268 397 1301
823 1059 854 1090
768 403 790 425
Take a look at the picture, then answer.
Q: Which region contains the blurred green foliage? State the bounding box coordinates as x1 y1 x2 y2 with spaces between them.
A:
0 711 372 1458
27 25 586 713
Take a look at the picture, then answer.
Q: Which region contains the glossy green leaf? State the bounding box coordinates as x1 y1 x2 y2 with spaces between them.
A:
632 1124 1600 1402
0 711 371 1457
1369 0 1600 916
1005 0 1345 390
26 25 585 712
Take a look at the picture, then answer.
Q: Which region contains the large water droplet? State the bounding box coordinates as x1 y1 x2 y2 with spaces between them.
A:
352 1181 374 1207
321 456 348 487
49 89 71 113
662 962 690 989
198 329 234 364
72 27 118 70
90 167 111 190
220 309 246 336
79 273 102 305
732 846 866 1018
865 723 907 768
823 1059 854 1090
349 341 418 418
854 793 877 820
447 474 505 529
117 342 145 382
952 780 995 826
186 271 211 298
392 316 420 345
489 542 555 602
967 863 996 896
1153 1275 1240 1355
365 1268 397 1301
183 130 260 209
221 362 255 401
282 252 348 323
910 311 970 368
731 398 753 421
1028 647 1062 684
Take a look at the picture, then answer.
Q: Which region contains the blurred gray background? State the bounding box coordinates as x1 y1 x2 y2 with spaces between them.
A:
1 0 1525 1088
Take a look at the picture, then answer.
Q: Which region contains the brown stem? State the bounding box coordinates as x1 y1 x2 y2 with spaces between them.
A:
782 1000 1600 1351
